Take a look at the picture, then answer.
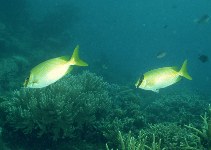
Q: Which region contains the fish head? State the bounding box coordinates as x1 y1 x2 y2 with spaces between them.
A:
136 75 158 92
23 76 30 88
135 74 145 88
23 73 39 88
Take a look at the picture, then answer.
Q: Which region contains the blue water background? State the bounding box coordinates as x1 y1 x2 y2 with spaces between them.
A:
1 0 211 93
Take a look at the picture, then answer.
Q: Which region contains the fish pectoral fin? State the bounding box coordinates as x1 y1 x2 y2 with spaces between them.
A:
32 80 39 85
175 76 182 83
153 89 159 93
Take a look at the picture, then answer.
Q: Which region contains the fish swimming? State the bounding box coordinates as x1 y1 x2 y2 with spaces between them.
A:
194 14 210 24
24 45 88 88
156 51 167 59
198 54 208 63
135 60 192 93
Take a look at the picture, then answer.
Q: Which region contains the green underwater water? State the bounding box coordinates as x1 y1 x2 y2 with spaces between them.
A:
0 0 211 150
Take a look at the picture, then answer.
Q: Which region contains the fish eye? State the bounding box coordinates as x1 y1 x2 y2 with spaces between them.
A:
23 76 30 87
136 74 144 88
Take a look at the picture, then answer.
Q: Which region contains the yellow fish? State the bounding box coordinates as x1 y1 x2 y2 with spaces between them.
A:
135 60 192 93
24 45 88 88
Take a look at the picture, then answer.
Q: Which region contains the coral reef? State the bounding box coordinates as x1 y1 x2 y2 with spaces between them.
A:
0 56 29 95
97 87 146 148
105 123 202 150
0 71 114 149
106 131 163 150
142 91 208 126
103 90 210 150
185 104 211 150
0 69 210 150
141 123 202 149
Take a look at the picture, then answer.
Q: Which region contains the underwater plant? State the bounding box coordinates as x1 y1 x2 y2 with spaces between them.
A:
106 130 164 150
105 123 204 150
185 104 211 150
0 71 113 149
141 123 202 149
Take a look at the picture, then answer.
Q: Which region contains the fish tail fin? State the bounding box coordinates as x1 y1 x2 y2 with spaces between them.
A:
69 45 88 66
179 60 192 80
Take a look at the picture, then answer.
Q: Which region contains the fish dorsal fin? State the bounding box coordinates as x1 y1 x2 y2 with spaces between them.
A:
171 66 179 72
59 56 71 61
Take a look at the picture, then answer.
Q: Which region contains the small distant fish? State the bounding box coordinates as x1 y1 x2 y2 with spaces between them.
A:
171 5 177 9
198 54 209 63
102 64 108 70
156 51 167 59
163 25 168 29
194 14 210 24
24 45 88 88
135 60 192 93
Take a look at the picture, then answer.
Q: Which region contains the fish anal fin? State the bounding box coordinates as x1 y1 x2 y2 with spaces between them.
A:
175 76 182 83
66 66 73 74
